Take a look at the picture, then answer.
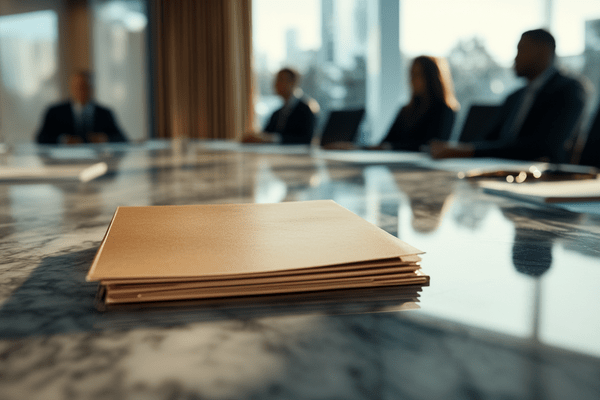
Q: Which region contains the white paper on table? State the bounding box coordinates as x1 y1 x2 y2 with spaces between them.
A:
479 179 600 204
314 150 427 164
0 162 108 183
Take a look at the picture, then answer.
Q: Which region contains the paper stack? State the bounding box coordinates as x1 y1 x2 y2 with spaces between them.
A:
0 162 108 184
87 200 429 309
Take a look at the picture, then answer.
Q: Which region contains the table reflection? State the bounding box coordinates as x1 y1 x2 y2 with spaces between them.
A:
1 141 599 376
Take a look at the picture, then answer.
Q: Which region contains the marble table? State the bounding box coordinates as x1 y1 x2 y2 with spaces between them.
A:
1 141 599 399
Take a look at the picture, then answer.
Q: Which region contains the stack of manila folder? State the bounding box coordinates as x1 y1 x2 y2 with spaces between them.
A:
87 200 429 310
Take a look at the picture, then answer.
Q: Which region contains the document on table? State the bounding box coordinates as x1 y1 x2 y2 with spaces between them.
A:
314 150 427 164
87 200 430 308
421 158 546 174
0 162 108 183
479 179 600 203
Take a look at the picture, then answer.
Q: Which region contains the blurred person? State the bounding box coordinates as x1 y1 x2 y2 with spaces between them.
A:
243 68 316 145
324 56 458 151
373 55 459 151
36 71 128 144
576 96 600 168
430 29 586 164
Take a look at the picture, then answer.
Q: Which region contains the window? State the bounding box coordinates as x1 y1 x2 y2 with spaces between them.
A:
0 11 59 145
553 0 600 119
91 0 149 141
253 0 600 142
253 0 367 135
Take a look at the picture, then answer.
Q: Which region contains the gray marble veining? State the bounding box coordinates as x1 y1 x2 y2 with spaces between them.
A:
1 142 599 399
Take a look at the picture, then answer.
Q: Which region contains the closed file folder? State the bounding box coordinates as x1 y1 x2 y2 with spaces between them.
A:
87 200 429 308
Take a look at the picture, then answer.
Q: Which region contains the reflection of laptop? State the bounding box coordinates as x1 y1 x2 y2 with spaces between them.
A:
319 109 365 147
458 104 501 142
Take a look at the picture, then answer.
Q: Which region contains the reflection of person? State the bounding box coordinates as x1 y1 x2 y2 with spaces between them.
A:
36 71 128 144
397 170 456 234
374 56 458 151
502 206 580 277
242 68 316 145
430 29 586 163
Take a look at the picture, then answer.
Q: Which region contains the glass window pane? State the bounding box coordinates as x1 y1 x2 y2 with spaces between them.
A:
253 0 367 134
91 0 149 142
0 11 59 145
553 0 600 110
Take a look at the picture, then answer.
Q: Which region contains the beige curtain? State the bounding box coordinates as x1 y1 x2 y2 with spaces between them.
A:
154 0 254 140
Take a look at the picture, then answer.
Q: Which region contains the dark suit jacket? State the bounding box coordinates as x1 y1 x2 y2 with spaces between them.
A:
382 100 455 151
264 99 315 145
578 103 600 168
473 70 586 163
36 101 128 144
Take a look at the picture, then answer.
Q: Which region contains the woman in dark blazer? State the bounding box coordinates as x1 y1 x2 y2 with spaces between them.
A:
377 55 459 151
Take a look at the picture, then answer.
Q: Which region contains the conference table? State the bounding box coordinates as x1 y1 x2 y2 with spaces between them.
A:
1 141 599 399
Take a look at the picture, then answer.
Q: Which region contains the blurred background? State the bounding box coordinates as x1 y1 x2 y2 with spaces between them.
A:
0 0 599 146
0 0 148 145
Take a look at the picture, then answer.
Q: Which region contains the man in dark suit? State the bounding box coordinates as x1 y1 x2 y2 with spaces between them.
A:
36 71 128 144
576 100 600 168
243 68 315 144
430 29 586 164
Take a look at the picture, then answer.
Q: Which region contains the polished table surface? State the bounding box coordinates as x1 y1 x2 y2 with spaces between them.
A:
1 141 599 399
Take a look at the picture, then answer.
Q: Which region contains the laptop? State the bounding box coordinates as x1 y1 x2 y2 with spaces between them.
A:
319 109 365 147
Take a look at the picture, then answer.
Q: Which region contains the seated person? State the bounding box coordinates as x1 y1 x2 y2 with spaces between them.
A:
576 97 600 168
36 71 128 144
373 55 458 151
243 68 315 145
430 29 586 164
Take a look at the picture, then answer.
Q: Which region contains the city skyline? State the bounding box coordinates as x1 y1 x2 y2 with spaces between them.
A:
253 0 600 71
